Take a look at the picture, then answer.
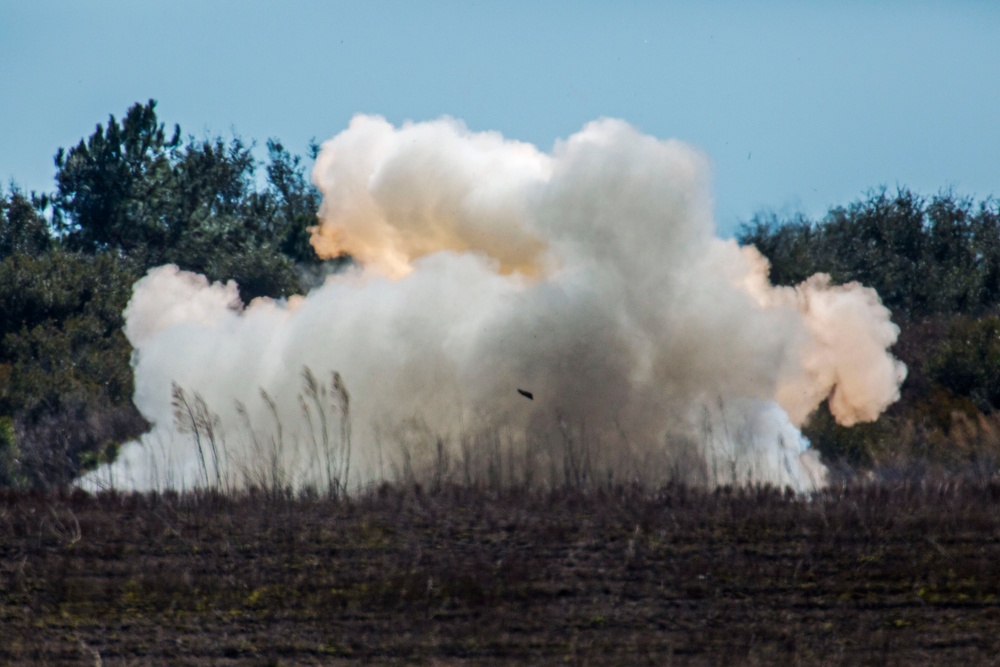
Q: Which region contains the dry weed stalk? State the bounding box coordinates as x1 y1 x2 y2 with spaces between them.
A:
171 383 223 489
171 367 353 496
299 367 352 497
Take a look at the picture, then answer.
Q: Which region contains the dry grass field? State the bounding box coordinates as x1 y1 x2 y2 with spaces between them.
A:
3 481 1000 665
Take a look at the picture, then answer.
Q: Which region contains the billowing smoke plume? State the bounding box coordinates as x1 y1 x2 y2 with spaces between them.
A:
82 116 906 493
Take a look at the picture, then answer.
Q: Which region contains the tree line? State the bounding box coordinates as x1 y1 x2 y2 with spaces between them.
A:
740 190 1000 473
0 100 337 487
2 99 999 486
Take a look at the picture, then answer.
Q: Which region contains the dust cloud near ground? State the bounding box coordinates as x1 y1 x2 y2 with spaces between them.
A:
83 116 905 493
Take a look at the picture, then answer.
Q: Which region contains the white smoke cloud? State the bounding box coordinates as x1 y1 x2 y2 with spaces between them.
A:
81 115 906 493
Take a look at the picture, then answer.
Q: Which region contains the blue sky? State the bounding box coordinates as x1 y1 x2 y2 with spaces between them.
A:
2 1 998 234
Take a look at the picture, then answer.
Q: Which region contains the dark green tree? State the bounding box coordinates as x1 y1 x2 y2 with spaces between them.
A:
925 315 1000 412
739 189 1000 321
265 139 323 263
52 100 328 301
0 250 147 487
0 187 52 259
53 99 180 260
159 136 299 299
737 212 816 287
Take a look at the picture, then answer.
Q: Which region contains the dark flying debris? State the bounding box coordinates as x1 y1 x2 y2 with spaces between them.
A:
517 389 534 400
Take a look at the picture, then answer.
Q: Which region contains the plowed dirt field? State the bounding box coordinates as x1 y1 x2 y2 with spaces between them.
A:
3 483 1000 665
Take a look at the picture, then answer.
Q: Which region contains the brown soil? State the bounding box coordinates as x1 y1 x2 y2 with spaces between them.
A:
3 482 1000 665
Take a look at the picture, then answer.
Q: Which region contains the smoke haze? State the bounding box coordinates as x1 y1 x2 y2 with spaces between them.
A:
83 116 906 492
